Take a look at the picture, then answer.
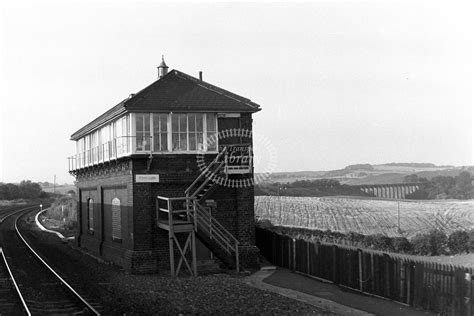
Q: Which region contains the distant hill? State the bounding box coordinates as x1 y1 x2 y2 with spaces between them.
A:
383 162 439 168
256 163 474 185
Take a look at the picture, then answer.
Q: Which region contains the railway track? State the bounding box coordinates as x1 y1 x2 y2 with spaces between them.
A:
0 205 102 315
0 247 27 314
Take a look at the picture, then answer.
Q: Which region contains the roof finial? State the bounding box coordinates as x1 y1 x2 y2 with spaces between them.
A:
157 55 169 79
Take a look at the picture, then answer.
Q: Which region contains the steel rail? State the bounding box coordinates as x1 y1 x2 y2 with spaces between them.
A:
0 205 36 224
14 208 101 315
0 247 31 316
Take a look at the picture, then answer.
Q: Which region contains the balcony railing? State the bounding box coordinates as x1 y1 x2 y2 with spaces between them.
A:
68 139 253 174
68 136 151 172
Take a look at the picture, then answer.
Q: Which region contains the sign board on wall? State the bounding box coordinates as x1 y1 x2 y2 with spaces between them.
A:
135 174 160 183
217 113 240 118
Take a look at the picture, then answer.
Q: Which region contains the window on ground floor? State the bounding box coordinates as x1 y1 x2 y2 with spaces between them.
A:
87 198 94 232
111 197 122 240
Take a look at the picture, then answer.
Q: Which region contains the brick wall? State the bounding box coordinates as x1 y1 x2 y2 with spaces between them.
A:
73 114 260 273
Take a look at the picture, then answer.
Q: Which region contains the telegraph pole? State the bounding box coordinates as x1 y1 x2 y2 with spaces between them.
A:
53 175 56 194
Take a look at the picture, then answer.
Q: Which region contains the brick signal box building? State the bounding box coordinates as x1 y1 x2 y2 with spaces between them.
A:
68 60 261 274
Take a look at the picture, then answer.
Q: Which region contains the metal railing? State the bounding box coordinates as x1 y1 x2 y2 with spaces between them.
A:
68 136 152 171
156 196 198 276
182 148 240 272
185 147 228 198
156 196 196 229
190 201 239 272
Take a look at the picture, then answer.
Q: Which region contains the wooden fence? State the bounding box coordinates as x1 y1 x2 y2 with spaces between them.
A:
256 228 474 315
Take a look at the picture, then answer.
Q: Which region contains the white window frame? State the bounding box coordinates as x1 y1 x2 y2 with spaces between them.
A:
87 198 94 232
152 113 170 153
129 112 218 154
168 113 219 154
111 197 122 240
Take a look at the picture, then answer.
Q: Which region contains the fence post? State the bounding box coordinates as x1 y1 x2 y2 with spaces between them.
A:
413 262 425 309
358 249 363 291
384 253 390 298
468 268 473 316
332 245 338 284
370 253 375 294
406 261 411 306
307 241 310 275
292 239 296 272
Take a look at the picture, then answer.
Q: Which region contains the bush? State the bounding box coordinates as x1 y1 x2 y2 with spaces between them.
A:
448 230 469 253
256 218 274 229
392 237 412 253
410 234 431 255
364 234 393 251
348 232 365 244
468 230 474 253
412 229 447 255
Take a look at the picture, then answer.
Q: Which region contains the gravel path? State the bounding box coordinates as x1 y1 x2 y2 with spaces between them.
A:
20 210 331 315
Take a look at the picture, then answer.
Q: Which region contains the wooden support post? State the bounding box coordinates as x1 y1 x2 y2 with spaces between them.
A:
168 200 175 277
370 253 375 293
467 269 472 316
384 254 390 298
406 261 411 305
288 238 292 269
235 247 239 273
292 239 296 272
358 249 363 291
400 261 406 303
169 233 175 277
191 230 197 276
307 241 310 275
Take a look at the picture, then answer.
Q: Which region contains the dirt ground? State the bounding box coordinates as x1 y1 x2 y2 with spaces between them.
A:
22 210 332 315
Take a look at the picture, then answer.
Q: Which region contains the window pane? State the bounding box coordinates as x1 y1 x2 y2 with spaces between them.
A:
172 115 179 133
179 115 187 132
160 134 168 151
197 132 204 151
196 114 204 132
189 133 196 151
206 113 216 132
153 114 160 151
188 114 196 132
160 115 167 132
153 134 160 151
179 133 187 151
207 132 217 151
136 114 144 132
172 133 180 150
144 113 150 131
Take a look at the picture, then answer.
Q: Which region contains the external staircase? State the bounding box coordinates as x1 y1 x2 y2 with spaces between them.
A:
157 147 240 276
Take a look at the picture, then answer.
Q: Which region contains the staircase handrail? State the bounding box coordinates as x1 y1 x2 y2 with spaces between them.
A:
185 147 228 196
194 203 239 246
192 201 239 271
190 160 226 200
194 213 235 253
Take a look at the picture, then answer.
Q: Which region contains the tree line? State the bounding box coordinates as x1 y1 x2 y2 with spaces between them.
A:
0 180 48 200
405 171 473 200
255 179 372 197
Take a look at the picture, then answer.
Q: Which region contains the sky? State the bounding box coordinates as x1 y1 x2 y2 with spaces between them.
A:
0 0 473 184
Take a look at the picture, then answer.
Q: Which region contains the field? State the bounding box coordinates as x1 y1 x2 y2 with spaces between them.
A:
255 196 474 238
